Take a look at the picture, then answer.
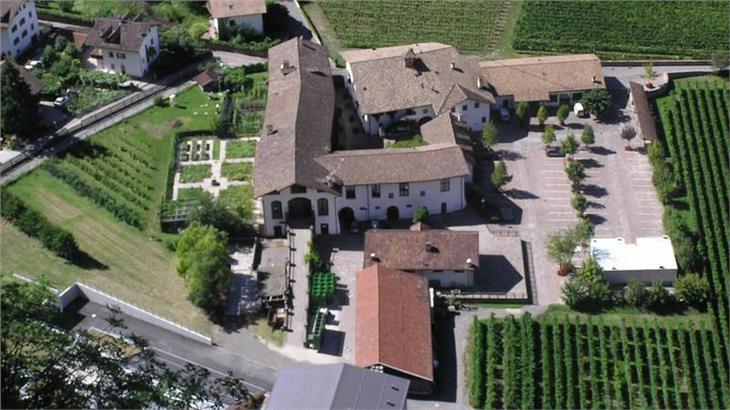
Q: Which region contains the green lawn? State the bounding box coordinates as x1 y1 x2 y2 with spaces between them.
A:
179 164 212 183
218 185 254 221
221 162 253 182
177 187 213 203
225 140 256 159
68 87 130 117
388 135 426 149
0 86 216 334
539 304 712 327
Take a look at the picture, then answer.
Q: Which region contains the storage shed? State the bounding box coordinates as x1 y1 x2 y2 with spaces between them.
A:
590 236 677 285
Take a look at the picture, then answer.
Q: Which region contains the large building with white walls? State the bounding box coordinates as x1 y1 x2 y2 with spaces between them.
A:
85 18 159 78
0 0 40 60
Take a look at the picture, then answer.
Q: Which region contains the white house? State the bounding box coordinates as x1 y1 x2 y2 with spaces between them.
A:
363 224 479 288
84 18 159 78
254 38 477 237
0 0 40 60
206 0 265 40
591 237 678 285
341 43 494 135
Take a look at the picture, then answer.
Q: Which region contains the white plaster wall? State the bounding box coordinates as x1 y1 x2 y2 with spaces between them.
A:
451 98 490 132
97 26 158 77
211 14 264 38
1 1 40 58
260 187 337 236
602 269 677 286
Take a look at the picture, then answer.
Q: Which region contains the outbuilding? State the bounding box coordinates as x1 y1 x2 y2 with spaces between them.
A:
590 236 677 285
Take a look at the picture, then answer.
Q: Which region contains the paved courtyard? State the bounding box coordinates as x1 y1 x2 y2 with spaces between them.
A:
491 104 664 304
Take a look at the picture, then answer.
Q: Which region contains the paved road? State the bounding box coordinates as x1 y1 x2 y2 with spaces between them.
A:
281 0 316 42
602 64 713 89
213 50 266 68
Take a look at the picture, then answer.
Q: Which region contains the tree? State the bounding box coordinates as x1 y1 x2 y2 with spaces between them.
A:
57 0 74 12
581 124 595 150
188 196 247 235
557 104 570 125
176 223 233 312
561 133 579 160
481 122 498 152
561 258 612 311
620 124 637 150
541 124 556 148
624 280 648 308
54 35 69 52
580 89 611 119
675 273 709 311
641 62 659 87
1 62 40 141
1 277 256 409
491 160 512 192
571 193 588 217
536 105 548 126
573 218 594 249
646 282 674 312
42 44 58 68
547 229 578 275
565 161 586 191
711 50 729 72
515 101 529 127
412 205 430 224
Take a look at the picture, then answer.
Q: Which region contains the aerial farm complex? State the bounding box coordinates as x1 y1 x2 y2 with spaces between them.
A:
1 0 728 409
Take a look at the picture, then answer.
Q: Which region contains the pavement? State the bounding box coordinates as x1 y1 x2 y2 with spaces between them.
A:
212 51 266 68
280 0 317 42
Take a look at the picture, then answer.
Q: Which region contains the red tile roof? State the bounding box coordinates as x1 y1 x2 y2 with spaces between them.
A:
356 264 433 382
207 0 266 19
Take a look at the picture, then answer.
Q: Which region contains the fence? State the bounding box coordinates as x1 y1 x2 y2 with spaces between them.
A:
57 282 212 345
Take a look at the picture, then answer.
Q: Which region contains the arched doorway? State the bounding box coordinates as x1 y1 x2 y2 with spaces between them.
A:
287 198 312 218
386 206 399 221
338 207 355 231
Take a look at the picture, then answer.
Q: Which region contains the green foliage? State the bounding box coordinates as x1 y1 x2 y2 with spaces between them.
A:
547 229 578 274
179 164 211 183
557 104 570 124
481 122 498 151
581 124 595 147
304 241 320 266
225 140 256 159
561 258 613 312
624 280 648 308
0 191 80 260
469 317 485 408
573 218 594 247
0 278 253 408
561 134 579 158
42 44 58 68
388 134 426 148
412 205 430 224
515 101 529 125
711 50 730 71
541 124 555 147
675 273 709 311
565 161 586 190
491 160 512 191
642 62 659 82
223 67 250 91
310 271 336 306
514 1 729 59
536 105 548 125
221 162 253 182
54 35 68 52
646 282 674 312
176 223 233 312
1 62 39 140
571 192 588 217
188 196 246 235
581 89 612 118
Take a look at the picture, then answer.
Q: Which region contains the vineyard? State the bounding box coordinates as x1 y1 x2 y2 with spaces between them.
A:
514 1 730 59
318 0 515 55
656 77 730 368
470 314 730 409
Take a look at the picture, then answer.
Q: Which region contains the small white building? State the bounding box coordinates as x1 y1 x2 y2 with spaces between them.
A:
0 0 40 60
206 0 266 39
341 43 494 136
84 18 159 78
591 237 678 285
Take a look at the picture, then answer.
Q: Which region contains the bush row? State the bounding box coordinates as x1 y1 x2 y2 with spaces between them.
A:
1 190 79 260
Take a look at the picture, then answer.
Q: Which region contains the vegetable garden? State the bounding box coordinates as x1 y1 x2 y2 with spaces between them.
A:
513 1 730 59
470 314 730 409
318 0 515 55
656 77 730 369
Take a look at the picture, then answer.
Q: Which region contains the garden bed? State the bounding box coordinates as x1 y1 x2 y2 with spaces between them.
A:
179 164 212 183
220 162 253 182
225 140 256 159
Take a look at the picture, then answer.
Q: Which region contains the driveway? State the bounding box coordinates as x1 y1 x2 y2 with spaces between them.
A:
212 51 266 68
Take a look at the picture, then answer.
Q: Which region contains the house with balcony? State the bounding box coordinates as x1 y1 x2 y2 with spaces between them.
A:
254 38 478 236
341 43 494 135
0 0 40 60
206 0 265 40
85 18 159 78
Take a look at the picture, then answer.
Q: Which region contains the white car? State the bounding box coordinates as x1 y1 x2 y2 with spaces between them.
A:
53 96 70 108
574 102 587 117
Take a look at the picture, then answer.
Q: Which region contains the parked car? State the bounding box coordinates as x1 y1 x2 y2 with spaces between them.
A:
573 102 588 118
498 107 511 122
546 146 565 157
53 96 70 108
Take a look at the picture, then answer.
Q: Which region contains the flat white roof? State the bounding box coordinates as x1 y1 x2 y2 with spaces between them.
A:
591 236 677 272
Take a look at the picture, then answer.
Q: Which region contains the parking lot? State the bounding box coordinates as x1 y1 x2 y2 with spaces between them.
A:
492 105 664 304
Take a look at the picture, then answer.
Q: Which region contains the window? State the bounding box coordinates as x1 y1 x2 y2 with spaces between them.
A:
11 25 16 33
19 17 25 25
345 186 356 199
549 94 558 103
422 108 428 114
420 190 425 197
271 201 282 219
371 184 381 198
450 106 455 113
117 52 126 59
30 23 33 30
290 185 306 194
482 117 487 123
229 20 235 27
440 178 450 192
320 224 329 234
399 183 409 197
108 51 114 58
111 63 115 70
317 198 329 216
21 30 27 38
572 92 583 101
13 37 19 45
474 102 480 108
462 104 467 111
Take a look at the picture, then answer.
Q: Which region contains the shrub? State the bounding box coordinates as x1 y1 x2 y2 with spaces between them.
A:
675 273 709 311
581 124 595 148
515 101 529 127
541 125 555 147
646 282 674 312
571 193 588 217
623 280 648 308
491 160 512 191
581 89 611 118
412 205 430 223
561 258 612 311
481 122 498 152
561 134 579 158
557 104 570 124
537 105 548 125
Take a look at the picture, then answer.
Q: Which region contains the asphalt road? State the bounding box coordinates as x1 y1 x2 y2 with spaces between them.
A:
602 64 713 89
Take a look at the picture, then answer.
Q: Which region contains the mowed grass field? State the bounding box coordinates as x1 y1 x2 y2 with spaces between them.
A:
1 87 216 334
314 0 518 56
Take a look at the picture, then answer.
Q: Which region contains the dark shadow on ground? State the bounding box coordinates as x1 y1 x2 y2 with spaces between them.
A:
565 122 585 130
319 328 345 357
495 148 524 161
588 201 606 209
474 255 523 292
285 15 313 41
590 146 617 156
494 121 529 143
586 213 608 225
409 314 456 403
505 188 539 200
74 251 109 270
583 184 609 198
579 158 603 169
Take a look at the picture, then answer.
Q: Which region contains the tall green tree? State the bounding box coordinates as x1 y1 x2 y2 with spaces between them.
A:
481 121 498 152
541 124 556 149
412 205 430 224
561 258 612 311
1 62 40 141
561 133 579 160
557 104 570 125
1 277 255 409
176 223 234 312
571 193 588 218
580 89 611 119
580 124 595 150
491 160 512 192
515 101 529 127
565 161 586 191
536 105 548 126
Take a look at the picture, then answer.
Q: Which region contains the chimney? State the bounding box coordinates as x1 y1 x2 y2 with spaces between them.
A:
425 243 437 253
370 252 377 260
280 60 295 75
477 77 483 89
266 124 274 135
404 48 416 69
450 61 456 70
592 75 597 83
466 257 474 268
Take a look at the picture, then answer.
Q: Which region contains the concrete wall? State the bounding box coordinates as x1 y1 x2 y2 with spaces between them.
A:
211 14 264 39
57 283 212 345
0 0 40 59
602 269 677 286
